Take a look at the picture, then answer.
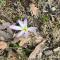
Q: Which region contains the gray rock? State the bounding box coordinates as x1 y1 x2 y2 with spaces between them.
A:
2 22 10 29
0 30 13 41
44 50 53 56
0 22 10 30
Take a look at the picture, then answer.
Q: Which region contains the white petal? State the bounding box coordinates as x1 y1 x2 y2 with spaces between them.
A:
24 32 29 38
24 18 27 26
9 25 22 30
28 27 37 34
16 31 24 37
17 20 24 27
28 27 37 31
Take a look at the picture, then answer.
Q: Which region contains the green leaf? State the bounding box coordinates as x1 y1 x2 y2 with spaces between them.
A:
42 15 49 22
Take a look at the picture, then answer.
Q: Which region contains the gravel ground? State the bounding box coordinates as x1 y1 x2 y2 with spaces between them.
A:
0 0 60 60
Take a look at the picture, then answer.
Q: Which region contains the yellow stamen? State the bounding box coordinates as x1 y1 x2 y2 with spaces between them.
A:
23 26 28 32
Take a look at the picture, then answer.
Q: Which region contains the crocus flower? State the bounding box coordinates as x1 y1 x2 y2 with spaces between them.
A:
9 18 37 38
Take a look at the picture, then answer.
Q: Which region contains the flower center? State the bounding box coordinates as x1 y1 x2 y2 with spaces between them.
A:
23 26 28 32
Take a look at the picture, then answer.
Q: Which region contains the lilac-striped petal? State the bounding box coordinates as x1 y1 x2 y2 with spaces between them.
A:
16 31 24 37
9 25 22 30
17 20 24 27
28 27 37 34
24 18 27 26
24 32 29 38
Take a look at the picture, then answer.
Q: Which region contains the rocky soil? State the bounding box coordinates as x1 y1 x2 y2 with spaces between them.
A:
0 0 60 60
